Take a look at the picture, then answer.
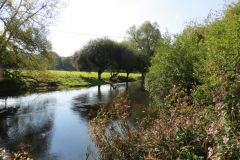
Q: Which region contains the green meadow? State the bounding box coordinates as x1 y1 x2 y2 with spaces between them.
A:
19 70 141 91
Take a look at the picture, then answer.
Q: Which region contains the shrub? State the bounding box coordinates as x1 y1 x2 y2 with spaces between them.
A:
145 28 205 103
90 86 240 159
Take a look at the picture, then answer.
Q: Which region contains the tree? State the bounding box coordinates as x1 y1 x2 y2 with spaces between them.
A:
61 57 76 71
74 38 138 81
119 42 137 81
0 0 60 70
108 42 123 80
126 21 161 78
50 52 63 70
73 49 91 72
74 38 118 80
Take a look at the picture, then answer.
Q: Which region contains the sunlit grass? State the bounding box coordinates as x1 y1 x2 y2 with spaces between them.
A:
20 70 141 90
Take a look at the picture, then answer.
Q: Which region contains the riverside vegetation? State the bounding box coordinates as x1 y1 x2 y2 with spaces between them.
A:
89 2 240 160
1 0 240 159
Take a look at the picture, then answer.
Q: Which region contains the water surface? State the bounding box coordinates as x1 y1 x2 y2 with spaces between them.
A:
0 82 148 160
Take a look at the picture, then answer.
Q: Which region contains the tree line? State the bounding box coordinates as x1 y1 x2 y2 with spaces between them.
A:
51 53 76 71
73 21 161 81
0 0 162 83
0 0 162 84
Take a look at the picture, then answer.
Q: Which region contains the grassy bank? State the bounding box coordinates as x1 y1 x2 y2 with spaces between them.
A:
0 70 141 93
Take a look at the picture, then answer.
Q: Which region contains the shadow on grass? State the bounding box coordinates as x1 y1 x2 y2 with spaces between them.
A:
80 76 107 86
113 76 137 82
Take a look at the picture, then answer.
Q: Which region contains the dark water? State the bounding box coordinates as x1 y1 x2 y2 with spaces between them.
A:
0 82 149 160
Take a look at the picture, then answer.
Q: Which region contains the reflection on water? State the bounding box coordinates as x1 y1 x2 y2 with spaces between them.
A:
0 82 149 160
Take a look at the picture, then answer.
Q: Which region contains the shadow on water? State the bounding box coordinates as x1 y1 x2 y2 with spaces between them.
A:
0 81 149 160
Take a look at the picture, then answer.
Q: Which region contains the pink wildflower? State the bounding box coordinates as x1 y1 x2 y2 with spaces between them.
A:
208 147 213 156
210 156 217 160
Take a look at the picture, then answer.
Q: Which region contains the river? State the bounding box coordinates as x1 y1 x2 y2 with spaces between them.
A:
0 82 149 160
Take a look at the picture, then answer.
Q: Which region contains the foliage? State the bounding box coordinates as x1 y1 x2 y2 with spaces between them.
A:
60 56 76 71
74 38 118 80
115 42 137 80
73 22 162 81
192 1 240 121
146 1 240 104
90 85 240 159
51 52 77 71
0 0 60 70
89 1 240 160
0 70 28 94
73 38 138 80
126 21 162 74
145 27 205 102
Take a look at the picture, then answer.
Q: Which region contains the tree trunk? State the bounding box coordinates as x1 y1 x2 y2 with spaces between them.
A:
0 67 3 80
141 73 145 82
141 72 145 90
98 71 101 80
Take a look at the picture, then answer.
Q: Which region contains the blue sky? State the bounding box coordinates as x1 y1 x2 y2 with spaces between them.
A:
49 0 237 57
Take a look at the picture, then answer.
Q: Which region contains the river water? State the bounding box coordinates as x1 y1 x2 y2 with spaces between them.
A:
0 82 149 160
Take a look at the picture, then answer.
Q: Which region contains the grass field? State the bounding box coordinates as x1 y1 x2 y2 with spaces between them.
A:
20 70 141 91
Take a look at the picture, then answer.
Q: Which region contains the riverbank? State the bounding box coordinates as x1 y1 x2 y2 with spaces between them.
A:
0 70 141 95
90 85 240 159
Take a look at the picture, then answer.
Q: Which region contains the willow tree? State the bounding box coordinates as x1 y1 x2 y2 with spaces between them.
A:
74 38 138 81
0 0 60 71
74 38 118 80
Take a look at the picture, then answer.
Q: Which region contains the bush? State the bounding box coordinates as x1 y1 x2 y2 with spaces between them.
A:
145 28 204 103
